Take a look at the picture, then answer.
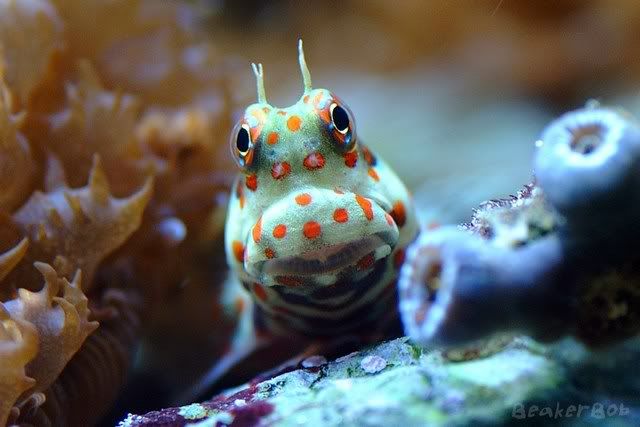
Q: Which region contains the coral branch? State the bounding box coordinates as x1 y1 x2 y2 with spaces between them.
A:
3 262 98 394
7 155 153 293
0 304 38 427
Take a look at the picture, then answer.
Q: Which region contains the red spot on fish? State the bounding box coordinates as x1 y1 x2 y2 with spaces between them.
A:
232 240 245 263
357 253 375 270
253 283 268 302
303 152 325 170
236 181 245 208
344 150 358 168
390 201 407 227
252 216 262 243
355 195 373 221
246 174 258 191
333 208 349 223
295 193 312 206
273 224 287 239
276 276 303 287
303 221 321 239
264 248 275 259
393 248 406 269
271 162 291 180
267 131 279 145
287 115 302 131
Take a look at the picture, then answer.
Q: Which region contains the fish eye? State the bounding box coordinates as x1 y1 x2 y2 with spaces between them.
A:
230 122 254 168
236 124 251 155
330 103 350 135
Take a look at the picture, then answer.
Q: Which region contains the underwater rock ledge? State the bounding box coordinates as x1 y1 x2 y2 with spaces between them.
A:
119 336 640 427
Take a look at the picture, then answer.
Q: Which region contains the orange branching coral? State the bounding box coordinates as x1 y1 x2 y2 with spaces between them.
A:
46 61 146 192
0 0 63 109
0 304 38 427
0 0 240 422
0 82 35 212
18 288 142 426
5 156 153 294
3 262 98 395
0 238 28 283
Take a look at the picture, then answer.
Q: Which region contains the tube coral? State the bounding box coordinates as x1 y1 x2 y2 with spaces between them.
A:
399 105 640 349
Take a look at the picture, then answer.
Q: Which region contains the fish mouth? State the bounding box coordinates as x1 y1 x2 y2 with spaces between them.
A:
252 232 394 277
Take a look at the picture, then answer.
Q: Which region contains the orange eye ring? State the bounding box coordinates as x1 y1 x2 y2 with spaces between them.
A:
230 122 255 168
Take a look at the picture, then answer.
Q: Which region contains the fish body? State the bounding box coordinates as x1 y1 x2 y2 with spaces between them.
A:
224 41 418 339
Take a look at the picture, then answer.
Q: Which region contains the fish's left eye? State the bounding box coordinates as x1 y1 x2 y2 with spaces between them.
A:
331 103 350 134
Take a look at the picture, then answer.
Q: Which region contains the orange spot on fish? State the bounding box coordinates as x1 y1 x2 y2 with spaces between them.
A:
267 131 279 145
232 240 245 263
362 146 377 166
355 195 374 221
295 193 312 206
287 115 302 131
252 216 262 243
368 168 380 181
246 174 258 191
271 161 291 180
319 108 331 124
303 152 325 170
390 201 407 227
303 221 322 239
253 283 268 302
277 110 287 116
303 94 310 103
344 150 358 168
234 297 245 313
333 208 349 223
393 248 406 269
273 224 287 239
262 107 271 114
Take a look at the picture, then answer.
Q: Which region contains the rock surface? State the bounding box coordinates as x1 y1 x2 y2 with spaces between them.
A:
118 336 640 426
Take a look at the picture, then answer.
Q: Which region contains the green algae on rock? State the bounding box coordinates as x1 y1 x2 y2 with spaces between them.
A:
120 337 567 426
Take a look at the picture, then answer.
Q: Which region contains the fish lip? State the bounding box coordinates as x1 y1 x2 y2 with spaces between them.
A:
249 231 396 277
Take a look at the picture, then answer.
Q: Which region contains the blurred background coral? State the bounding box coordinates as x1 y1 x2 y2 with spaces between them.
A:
1 0 639 425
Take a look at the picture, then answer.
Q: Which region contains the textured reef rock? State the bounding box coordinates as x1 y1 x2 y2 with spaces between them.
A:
119 336 640 426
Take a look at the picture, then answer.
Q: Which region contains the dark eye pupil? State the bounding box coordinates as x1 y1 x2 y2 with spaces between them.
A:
332 105 350 132
236 127 250 153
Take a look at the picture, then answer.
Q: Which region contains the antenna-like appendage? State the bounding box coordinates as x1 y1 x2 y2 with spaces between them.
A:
251 63 267 104
298 39 312 93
